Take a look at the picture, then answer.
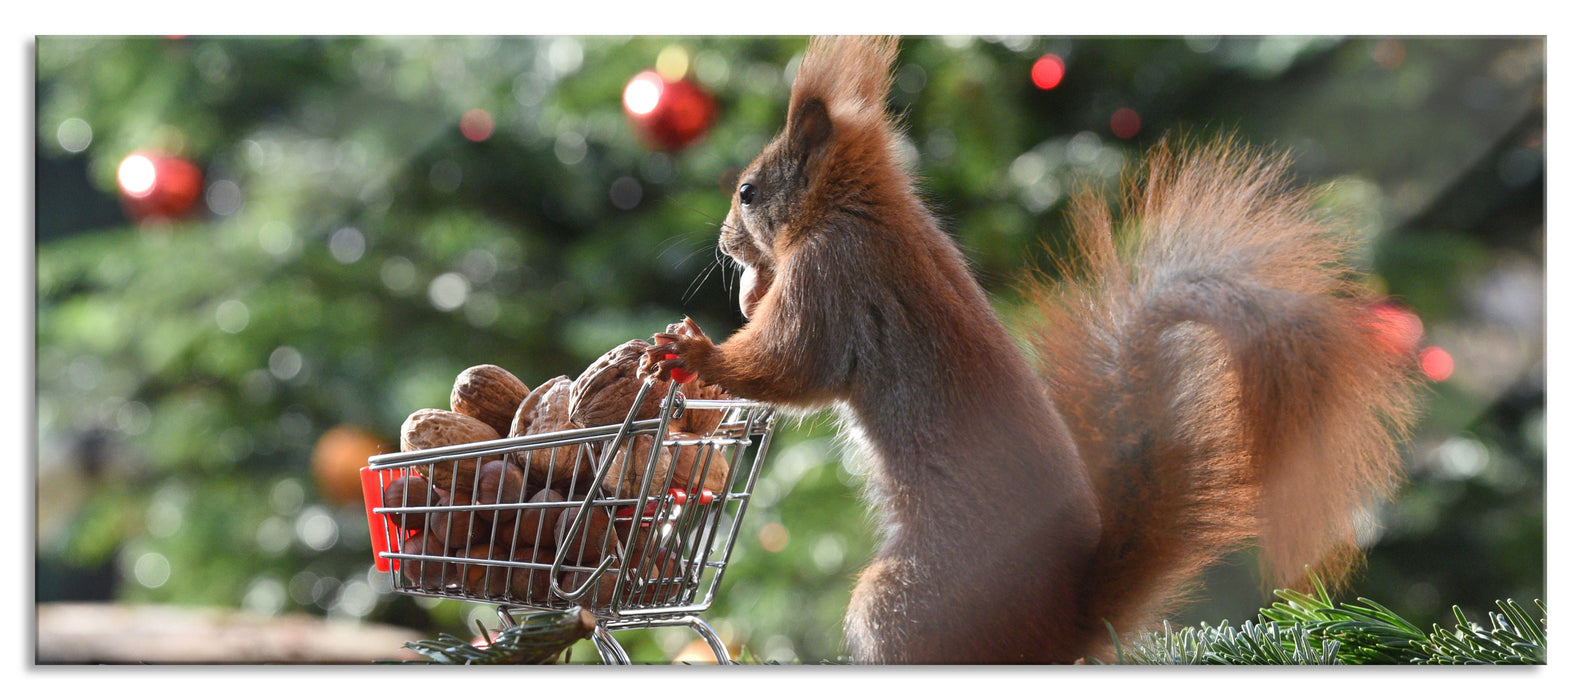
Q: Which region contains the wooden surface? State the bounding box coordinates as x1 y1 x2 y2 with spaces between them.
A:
36 602 429 664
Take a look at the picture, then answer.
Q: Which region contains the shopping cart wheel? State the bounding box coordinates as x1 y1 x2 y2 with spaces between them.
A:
588 617 733 664
682 616 732 664
495 605 732 664
591 627 633 664
596 617 733 664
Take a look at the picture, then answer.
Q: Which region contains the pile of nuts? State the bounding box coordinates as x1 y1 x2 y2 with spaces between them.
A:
379 337 735 607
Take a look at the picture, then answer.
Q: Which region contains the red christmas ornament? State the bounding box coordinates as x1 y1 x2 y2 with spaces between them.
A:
117 151 204 221
623 70 716 152
312 424 387 506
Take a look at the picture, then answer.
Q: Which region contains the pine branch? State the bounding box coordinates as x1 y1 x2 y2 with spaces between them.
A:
398 607 597 665
1114 577 1546 665
1419 599 1548 664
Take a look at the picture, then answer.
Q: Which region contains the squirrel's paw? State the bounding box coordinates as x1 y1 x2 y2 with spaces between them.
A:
662 316 708 339
641 317 713 380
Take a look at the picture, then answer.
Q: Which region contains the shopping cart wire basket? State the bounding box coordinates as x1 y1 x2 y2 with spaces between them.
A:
360 375 777 663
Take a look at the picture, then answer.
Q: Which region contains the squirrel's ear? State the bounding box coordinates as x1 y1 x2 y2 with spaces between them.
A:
788 97 833 166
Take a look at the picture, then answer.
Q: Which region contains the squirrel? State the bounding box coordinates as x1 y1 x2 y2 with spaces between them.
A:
642 36 1422 664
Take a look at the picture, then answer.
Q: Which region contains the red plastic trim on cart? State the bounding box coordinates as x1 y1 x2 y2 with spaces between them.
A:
613 487 715 526
360 466 402 572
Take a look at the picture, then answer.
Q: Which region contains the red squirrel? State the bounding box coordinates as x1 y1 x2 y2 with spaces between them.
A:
642 36 1422 664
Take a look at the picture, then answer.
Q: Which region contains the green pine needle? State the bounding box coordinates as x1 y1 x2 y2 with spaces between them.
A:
1113 576 1546 665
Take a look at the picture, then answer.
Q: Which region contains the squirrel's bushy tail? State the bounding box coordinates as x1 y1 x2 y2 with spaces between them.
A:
1021 140 1422 660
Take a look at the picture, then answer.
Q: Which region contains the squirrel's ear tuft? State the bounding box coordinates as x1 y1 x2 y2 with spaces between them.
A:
788 35 898 130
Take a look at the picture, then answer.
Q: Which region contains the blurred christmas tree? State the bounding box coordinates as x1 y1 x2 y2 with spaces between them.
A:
34 36 1543 663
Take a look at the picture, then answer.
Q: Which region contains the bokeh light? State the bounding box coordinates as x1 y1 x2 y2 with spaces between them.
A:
270 478 306 514
1369 301 1425 355
381 256 417 292
624 71 664 116
216 300 250 334
133 551 171 589
333 580 378 619
811 533 846 574
656 45 690 82
328 227 366 264
258 221 297 258
554 130 588 165
459 108 494 142
256 516 293 555
117 153 157 197
115 150 204 220
294 505 340 551
623 68 716 151
206 179 243 216
268 345 304 382
609 176 643 210
428 272 470 311
56 117 92 153
1110 107 1141 139
1420 346 1455 382
242 577 287 615
1373 39 1407 70
758 521 788 553
1031 54 1065 90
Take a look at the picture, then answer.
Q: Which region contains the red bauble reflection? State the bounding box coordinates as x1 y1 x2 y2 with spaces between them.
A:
117 151 204 221
1366 300 1424 356
460 108 494 142
312 424 387 506
1420 346 1455 382
1110 108 1142 139
1031 54 1066 90
623 70 716 152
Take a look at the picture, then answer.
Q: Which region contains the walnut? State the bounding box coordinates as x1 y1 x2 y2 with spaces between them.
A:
678 380 734 436
455 543 555 602
450 364 531 437
509 375 572 438
667 432 733 495
568 340 671 429
399 408 501 495
493 488 567 550
504 376 602 494
600 433 677 500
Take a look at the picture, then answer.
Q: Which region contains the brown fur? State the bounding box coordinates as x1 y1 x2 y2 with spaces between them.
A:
1028 143 1423 656
646 36 1422 664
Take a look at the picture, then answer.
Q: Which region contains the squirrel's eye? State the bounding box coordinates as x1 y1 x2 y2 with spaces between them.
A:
738 183 757 206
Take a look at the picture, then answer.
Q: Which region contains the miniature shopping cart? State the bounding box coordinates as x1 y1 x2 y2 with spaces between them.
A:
360 376 776 664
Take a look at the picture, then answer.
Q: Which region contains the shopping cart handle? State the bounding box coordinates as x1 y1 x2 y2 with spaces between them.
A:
551 552 619 602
